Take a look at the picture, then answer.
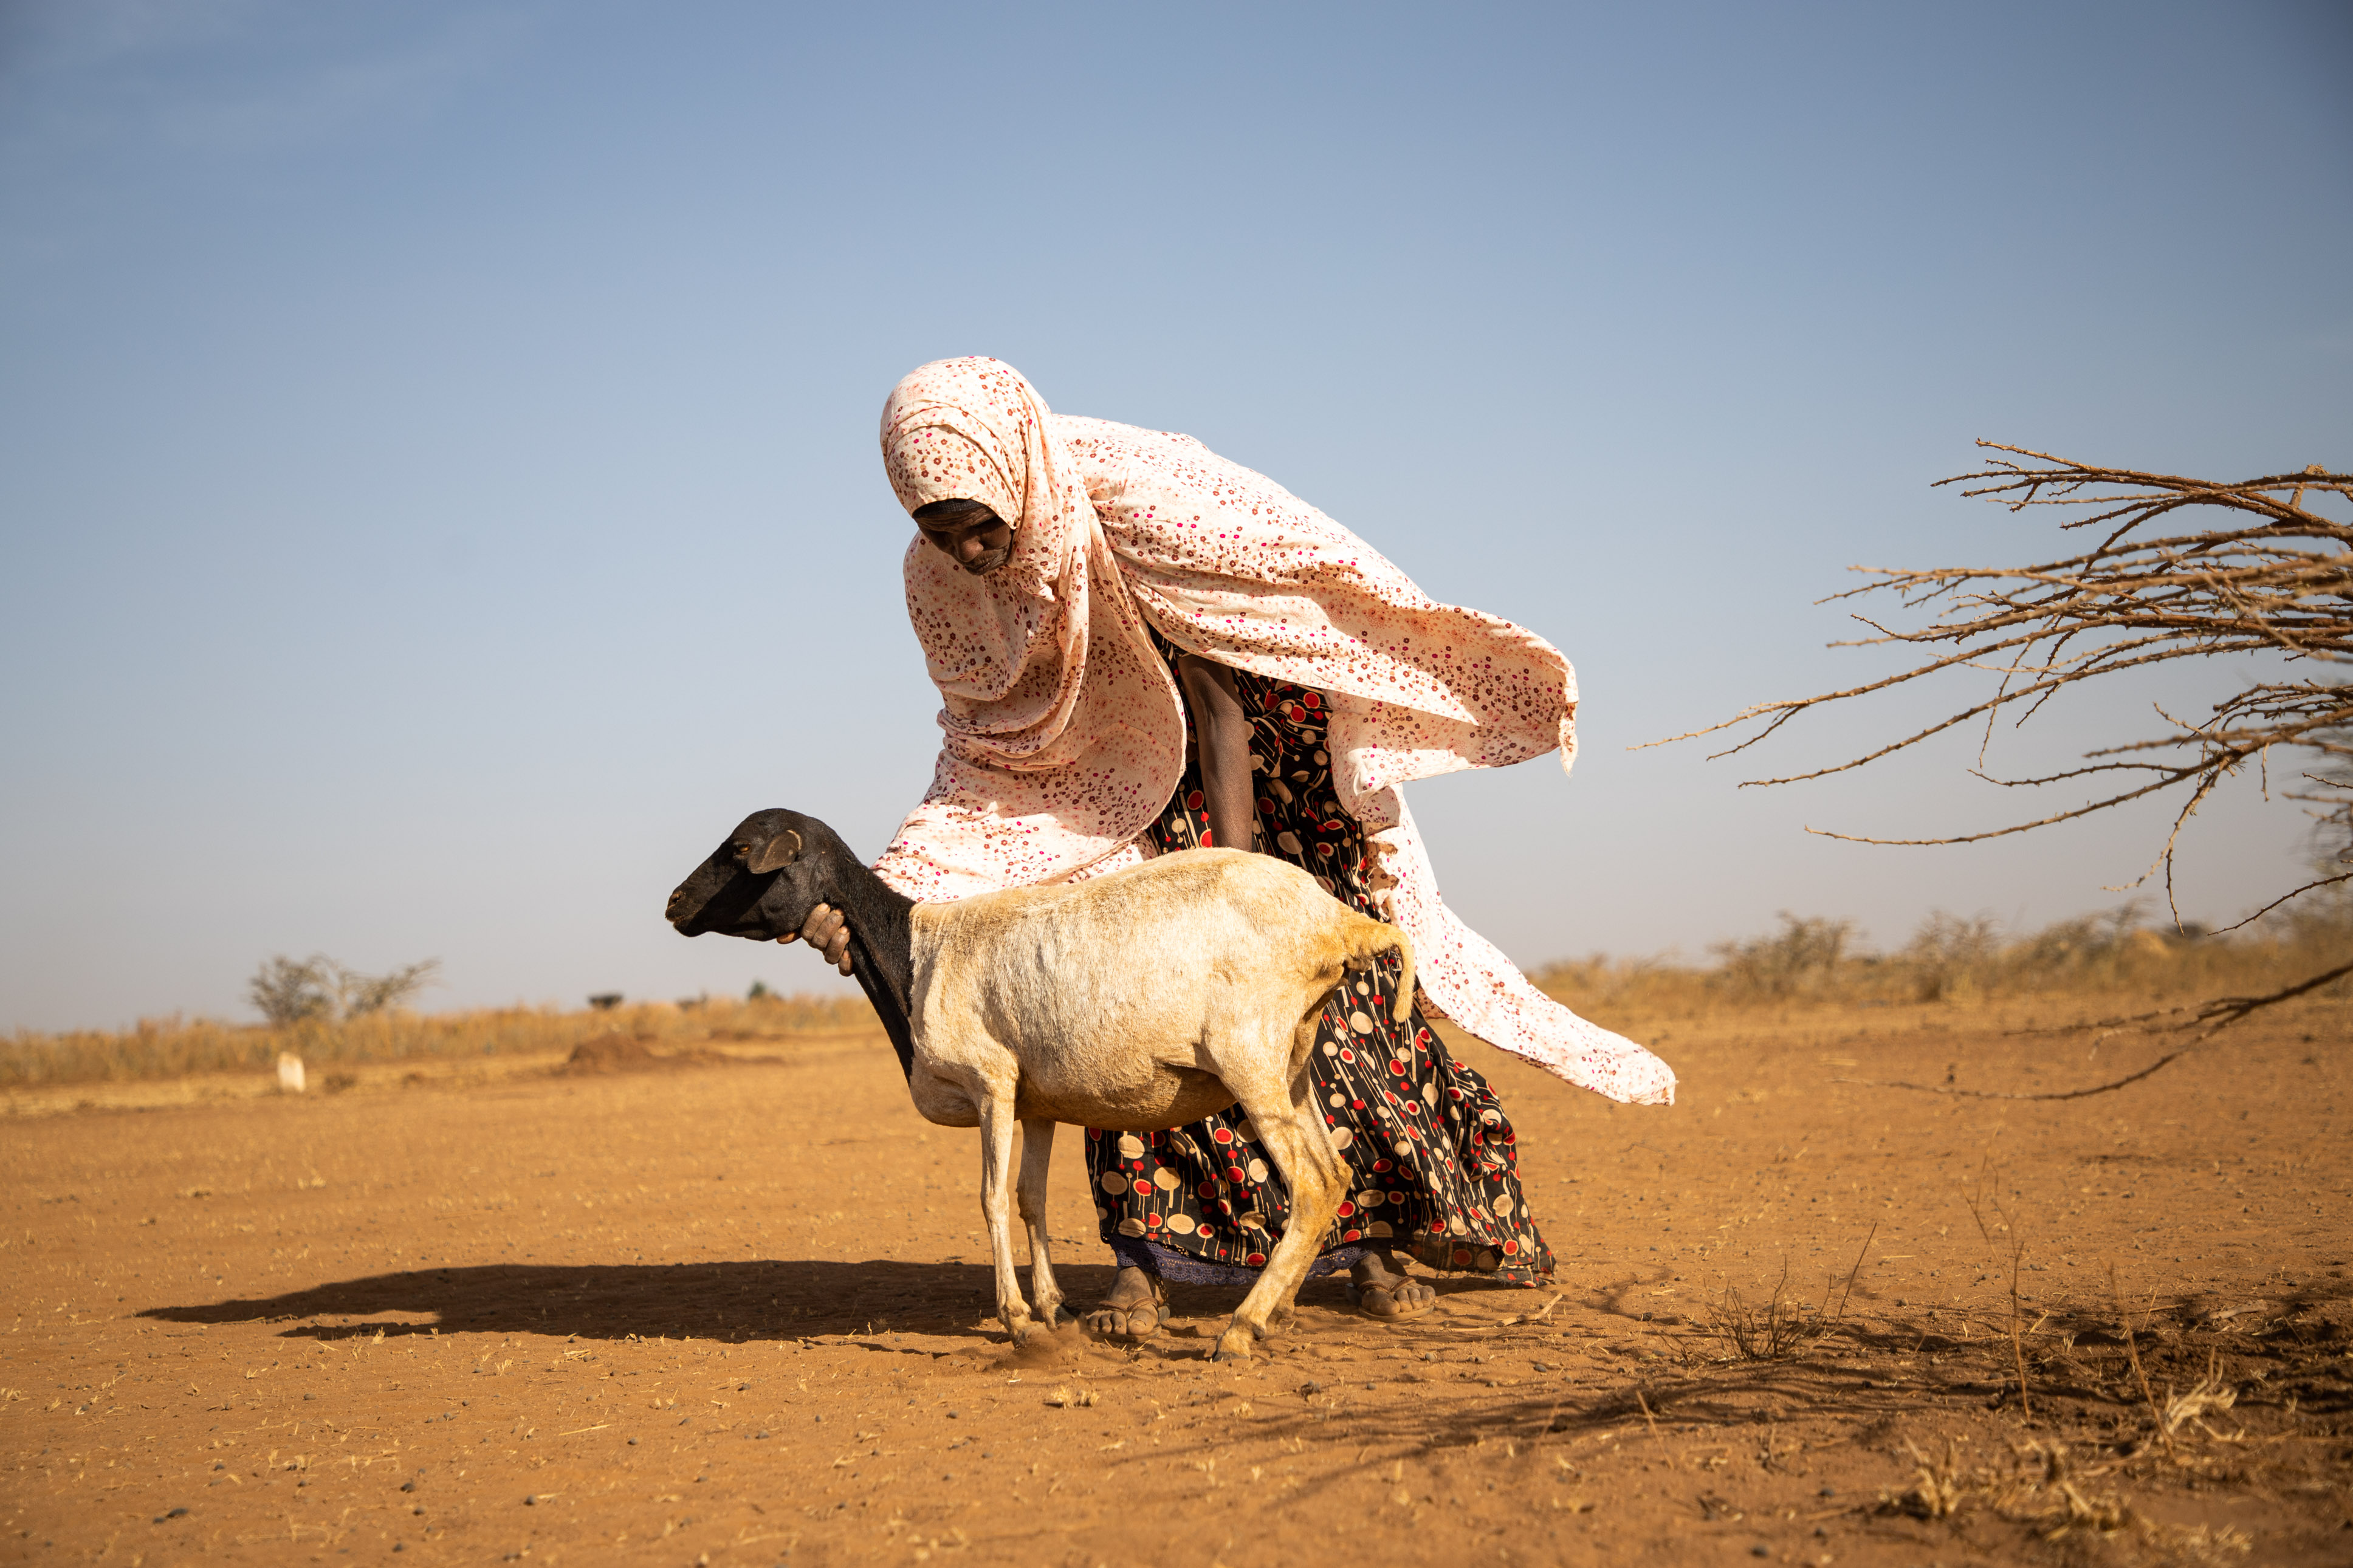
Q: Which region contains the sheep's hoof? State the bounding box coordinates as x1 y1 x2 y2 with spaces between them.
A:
1210 1327 1257 1363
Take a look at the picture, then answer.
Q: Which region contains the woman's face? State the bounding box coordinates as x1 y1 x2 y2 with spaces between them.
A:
913 499 1015 576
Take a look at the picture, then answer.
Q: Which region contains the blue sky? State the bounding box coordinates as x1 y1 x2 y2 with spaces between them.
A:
2 1 2347 1032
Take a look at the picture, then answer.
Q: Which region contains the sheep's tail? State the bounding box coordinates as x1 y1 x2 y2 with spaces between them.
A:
1341 916 1417 1025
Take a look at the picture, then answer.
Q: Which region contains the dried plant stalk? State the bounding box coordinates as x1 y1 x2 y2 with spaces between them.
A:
2109 1263 2168 1453
2009 1233 2033 1422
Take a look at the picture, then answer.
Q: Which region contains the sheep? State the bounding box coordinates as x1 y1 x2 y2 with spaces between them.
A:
665 807 1414 1362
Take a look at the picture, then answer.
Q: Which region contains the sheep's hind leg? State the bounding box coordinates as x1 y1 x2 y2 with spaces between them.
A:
1211 1092 1345 1363
1016 1118 1064 1328
976 1095 1037 1344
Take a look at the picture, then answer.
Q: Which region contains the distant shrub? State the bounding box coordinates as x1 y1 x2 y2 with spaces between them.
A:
1712 913 1857 999
1533 897 2353 1017
1902 911 2004 1002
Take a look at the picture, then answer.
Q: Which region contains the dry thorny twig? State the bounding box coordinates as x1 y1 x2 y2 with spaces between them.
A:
1659 445 2353 1093
1705 1222 1877 1363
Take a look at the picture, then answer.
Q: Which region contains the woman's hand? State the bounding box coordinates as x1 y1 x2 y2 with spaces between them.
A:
778 903 854 975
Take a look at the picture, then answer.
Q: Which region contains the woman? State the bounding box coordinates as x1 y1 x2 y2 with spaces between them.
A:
795 357 1674 1335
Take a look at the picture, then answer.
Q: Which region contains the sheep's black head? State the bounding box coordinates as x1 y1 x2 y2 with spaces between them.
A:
665 808 826 942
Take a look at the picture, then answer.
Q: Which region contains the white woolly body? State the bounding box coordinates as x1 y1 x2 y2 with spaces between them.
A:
897 847 1413 1361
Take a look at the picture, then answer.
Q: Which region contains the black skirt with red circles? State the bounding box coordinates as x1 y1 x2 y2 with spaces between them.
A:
1084 651 1554 1287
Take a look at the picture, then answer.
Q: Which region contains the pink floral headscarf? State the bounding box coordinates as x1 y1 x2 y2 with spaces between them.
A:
873 358 1674 1106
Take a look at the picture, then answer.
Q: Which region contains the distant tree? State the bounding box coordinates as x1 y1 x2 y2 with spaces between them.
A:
247 954 441 1025
747 979 773 1001
249 955 336 1027
334 959 441 1017
1673 445 2351 1046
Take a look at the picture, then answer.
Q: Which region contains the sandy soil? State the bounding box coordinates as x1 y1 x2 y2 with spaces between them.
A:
4 999 2347 1566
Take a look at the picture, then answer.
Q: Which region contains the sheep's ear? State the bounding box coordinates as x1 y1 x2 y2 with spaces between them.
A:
745 829 803 874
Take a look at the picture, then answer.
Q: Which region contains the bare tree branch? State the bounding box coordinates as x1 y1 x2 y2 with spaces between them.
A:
1833 1050 2187 1102
1664 444 2352 1039
2208 872 2353 936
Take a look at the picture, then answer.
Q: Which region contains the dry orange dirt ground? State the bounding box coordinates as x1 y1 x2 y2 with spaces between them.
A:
4 999 2348 1567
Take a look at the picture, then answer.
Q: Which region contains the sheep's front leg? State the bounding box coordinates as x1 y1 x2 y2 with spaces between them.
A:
1017 1118 1064 1329
977 1095 1037 1344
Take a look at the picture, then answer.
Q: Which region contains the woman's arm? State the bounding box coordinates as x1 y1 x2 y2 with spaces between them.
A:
799 660 1246 974
1176 654 1255 852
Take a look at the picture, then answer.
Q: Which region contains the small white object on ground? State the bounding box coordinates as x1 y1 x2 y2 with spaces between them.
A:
276 1053 306 1094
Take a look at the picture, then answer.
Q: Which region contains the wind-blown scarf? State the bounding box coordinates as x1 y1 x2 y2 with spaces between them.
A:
873 357 1674 1106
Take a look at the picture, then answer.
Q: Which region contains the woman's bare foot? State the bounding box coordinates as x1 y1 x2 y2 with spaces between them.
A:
1079 1265 1167 1341
1350 1251 1436 1319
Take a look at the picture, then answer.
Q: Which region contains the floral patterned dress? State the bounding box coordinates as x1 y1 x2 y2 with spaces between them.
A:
1084 645 1553 1287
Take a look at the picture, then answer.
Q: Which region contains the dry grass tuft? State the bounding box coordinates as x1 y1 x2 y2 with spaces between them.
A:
1884 1437 2138 1538
1883 1436 1967 1520
1873 1420 2276 1554
2160 1363 2239 1438
1703 1264 1818 1362
1704 1226 1875 1363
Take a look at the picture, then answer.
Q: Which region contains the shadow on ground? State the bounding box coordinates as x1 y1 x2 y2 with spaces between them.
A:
139 1258 1107 1343
137 1256 1537 1348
